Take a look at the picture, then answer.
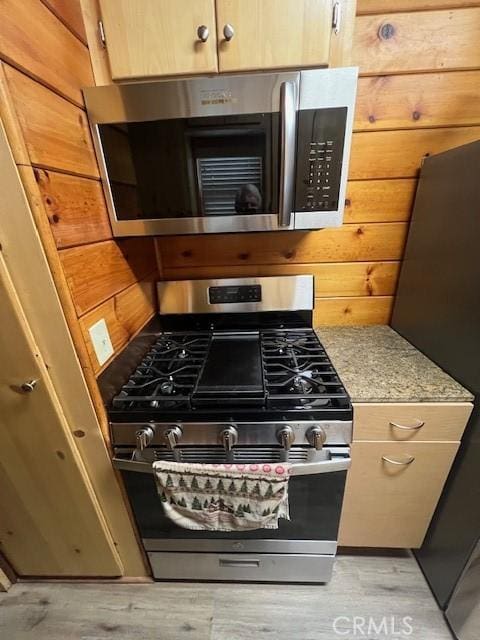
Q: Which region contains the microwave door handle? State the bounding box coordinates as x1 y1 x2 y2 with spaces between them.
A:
278 81 296 227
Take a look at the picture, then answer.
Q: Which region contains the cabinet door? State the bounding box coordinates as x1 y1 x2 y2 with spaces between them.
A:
0 253 121 576
216 0 334 73
99 0 218 80
339 441 459 548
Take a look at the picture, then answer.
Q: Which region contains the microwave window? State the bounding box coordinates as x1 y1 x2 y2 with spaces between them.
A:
98 114 279 221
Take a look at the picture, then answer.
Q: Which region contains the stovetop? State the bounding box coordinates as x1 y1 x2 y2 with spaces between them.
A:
108 327 352 423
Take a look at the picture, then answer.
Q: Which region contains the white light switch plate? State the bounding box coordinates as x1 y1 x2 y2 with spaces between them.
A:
88 318 114 366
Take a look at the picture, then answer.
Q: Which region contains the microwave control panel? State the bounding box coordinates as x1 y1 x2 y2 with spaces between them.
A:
294 107 347 213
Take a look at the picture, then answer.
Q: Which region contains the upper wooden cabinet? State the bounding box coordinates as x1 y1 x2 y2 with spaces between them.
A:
216 0 334 73
98 0 219 80
94 0 354 82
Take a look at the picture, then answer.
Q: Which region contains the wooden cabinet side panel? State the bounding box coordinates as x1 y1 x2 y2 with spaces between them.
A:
339 441 460 548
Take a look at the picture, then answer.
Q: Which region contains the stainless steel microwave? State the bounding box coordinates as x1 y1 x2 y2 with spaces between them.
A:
83 68 357 237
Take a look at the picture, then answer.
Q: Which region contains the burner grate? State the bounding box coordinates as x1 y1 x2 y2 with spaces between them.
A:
111 333 211 411
110 327 351 418
261 329 350 410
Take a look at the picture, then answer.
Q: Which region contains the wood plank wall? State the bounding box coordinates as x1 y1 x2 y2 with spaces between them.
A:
157 0 480 326
0 0 158 377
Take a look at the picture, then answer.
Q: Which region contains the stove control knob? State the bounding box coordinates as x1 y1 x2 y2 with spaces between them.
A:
220 426 238 451
307 426 327 450
277 426 295 450
163 425 183 450
135 425 155 451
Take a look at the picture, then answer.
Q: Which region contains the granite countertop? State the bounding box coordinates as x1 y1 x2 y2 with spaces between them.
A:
316 325 474 404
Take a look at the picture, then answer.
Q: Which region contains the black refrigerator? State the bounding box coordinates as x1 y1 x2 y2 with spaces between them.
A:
391 140 480 640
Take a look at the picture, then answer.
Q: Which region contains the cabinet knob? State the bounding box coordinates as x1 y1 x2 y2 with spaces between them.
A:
223 23 235 41
197 25 209 42
20 379 38 393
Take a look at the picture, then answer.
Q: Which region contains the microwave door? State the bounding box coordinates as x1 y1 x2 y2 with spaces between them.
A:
85 73 300 237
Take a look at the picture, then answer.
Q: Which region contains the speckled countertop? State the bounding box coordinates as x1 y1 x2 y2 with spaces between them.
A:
316 325 474 403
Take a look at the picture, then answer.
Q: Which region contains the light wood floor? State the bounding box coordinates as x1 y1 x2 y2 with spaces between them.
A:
0 552 453 640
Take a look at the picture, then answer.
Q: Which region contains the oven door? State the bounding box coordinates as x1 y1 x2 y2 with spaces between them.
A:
84 73 299 236
113 447 349 582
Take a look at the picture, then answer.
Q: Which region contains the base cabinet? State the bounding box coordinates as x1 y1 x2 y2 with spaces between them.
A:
338 441 460 548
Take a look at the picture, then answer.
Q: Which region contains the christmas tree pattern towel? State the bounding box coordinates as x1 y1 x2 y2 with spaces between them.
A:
153 461 291 531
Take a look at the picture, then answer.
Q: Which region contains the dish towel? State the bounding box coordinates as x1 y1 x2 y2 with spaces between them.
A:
153 461 291 532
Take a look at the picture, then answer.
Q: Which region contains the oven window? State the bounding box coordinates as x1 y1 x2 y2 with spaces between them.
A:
98 113 279 221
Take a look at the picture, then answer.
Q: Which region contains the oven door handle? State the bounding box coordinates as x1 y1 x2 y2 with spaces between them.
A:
278 80 296 228
112 456 351 476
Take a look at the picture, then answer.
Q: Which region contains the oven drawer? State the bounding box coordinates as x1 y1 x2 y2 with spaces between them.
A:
147 552 334 583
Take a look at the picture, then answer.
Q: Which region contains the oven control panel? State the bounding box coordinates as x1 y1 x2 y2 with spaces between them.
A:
209 285 262 305
295 107 347 213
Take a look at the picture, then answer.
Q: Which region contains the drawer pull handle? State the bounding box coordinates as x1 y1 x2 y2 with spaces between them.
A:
389 420 425 431
219 558 260 568
382 455 415 466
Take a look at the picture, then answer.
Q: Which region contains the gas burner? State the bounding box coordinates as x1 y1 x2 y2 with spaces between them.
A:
159 378 175 395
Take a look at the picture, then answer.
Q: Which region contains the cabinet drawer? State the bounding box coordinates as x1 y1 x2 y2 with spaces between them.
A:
353 403 472 442
339 441 459 548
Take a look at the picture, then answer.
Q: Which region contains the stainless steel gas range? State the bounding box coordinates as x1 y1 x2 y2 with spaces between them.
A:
100 275 352 583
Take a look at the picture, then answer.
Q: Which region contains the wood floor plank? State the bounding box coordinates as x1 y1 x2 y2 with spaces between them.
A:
0 555 453 639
